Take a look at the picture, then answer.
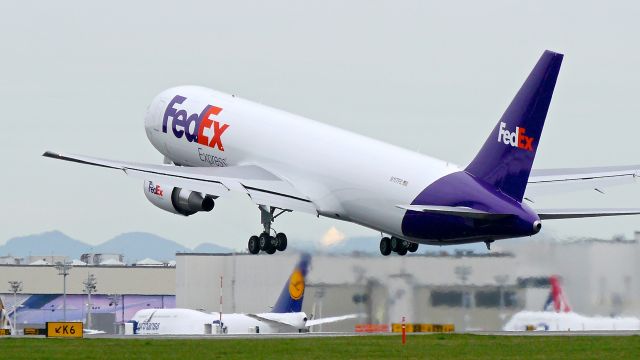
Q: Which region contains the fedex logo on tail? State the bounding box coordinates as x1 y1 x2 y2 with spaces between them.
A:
162 95 230 151
497 122 535 151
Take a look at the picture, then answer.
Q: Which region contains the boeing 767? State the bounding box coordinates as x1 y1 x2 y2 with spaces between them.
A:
45 50 640 255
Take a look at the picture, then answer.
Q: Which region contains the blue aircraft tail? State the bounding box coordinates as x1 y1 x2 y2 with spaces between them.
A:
465 50 563 202
271 253 311 313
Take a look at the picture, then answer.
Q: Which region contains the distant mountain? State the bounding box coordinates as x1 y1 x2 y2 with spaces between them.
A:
319 236 380 254
0 231 232 263
94 232 191 262
192 242 233 253
0 231 91 259
1 230 500 263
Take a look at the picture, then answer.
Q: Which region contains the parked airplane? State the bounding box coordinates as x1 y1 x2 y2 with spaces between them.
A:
44 50 640 255
129 254 356 335
504 276 640 331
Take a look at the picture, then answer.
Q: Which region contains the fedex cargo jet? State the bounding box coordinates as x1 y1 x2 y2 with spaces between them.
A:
129 254 356 335
44 50 640 255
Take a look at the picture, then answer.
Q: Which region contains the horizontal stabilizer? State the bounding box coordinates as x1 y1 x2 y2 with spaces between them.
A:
536 208 640 220
396 205 513 220
306 314 359 327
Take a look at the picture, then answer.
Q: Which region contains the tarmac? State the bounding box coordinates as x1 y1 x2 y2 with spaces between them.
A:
5 330 638 340
77 330 640 339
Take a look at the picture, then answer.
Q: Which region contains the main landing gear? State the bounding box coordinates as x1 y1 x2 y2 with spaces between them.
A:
379 236 418 256
248 205 289 255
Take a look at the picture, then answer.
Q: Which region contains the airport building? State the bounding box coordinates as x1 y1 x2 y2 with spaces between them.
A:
0 263 175 333
1 232 639 332
176 232 640 332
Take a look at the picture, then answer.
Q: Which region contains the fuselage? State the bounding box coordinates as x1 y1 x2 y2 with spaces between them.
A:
144 86 539 245
503 311 640 331
131 308 308 335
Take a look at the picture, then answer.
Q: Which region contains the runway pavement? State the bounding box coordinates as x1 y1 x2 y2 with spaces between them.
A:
79 330 640 340
6 330 638 340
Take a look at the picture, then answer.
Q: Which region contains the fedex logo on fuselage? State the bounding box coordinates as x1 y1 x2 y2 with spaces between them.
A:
497 122 535 151
162 95 229 151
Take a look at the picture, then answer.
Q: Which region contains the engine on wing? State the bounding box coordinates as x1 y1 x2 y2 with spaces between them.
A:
143 180 215 216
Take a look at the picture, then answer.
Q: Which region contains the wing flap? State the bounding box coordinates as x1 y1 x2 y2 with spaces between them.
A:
242 184 317 214
396 205 512 220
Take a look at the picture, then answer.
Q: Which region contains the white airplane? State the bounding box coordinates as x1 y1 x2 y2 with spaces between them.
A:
129 254 357 335
504 276 640 331
44 50 640 255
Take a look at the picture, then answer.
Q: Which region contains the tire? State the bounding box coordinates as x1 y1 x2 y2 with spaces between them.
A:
248 236 260 254
390 237 400 252
276 233 288 251
259 233 270 251
265 238 277 254
397 246 408 256
380 237 391 256
408 242 419 253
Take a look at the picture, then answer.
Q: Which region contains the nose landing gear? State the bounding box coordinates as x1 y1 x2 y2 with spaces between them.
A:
379 236 418 256
247 205 289 255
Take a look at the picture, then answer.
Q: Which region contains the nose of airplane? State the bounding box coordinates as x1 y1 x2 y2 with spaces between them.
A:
144 97 161 131
144 93 168 140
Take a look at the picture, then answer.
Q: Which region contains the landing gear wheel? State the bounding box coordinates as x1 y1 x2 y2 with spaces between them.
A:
265 242 277 254
276 233 288 251
257 205 292 254
259 233 270 251
408 242 419 253
248 236 260 254
390 237 400 252
397 246 408 256
379 237 391 256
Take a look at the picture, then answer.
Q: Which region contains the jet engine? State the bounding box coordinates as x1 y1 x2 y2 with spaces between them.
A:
143 180 215 216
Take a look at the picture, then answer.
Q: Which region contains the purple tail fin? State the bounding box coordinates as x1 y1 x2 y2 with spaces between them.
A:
465 50 563 202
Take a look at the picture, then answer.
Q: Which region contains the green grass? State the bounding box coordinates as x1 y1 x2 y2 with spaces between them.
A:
1 334 639 359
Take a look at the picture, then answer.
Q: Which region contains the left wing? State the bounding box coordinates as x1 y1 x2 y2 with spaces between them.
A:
43 151 317 214
526 165 640 199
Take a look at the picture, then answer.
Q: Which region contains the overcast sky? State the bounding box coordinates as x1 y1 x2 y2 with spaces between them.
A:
1 1 639 249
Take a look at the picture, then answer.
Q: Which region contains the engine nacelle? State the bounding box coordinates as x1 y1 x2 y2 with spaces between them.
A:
143 180 215 216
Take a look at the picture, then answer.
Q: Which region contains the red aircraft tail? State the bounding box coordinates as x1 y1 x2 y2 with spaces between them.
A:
543 275 571 312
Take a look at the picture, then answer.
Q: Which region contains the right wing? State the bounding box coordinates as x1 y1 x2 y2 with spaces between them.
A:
526 165 640 199
43 151 317 214
536 208 640 220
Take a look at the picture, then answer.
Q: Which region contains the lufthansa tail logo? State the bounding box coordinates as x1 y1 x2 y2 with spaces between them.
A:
288 269 305 300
